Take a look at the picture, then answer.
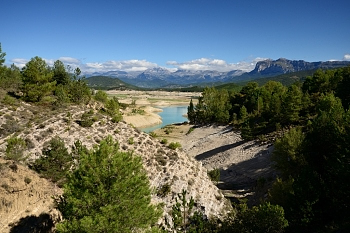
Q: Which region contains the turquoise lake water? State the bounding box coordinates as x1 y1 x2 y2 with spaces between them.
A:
140 106 188 133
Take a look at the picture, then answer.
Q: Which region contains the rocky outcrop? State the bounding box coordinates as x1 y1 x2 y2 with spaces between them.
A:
249 58 350 76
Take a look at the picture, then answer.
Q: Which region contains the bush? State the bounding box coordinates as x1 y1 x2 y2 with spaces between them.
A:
24 177 32 184
5 136 27 161
0 119 22 136
207 168 220 184
94 90 108 103
149 132 157 138
186 127 194 135
56 136 162 232
168 142 181 150
77 110 96 127
229 202 288 233
160 138 168 144
2 94 19 106
128 137 134 145
111 113 123 123
31 136 72 186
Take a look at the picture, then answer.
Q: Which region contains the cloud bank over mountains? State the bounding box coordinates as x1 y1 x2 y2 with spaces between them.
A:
9 56 267 74
9 54 350 74
167 57 267 72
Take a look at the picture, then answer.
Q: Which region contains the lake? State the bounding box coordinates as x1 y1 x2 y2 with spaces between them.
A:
140 106 188 133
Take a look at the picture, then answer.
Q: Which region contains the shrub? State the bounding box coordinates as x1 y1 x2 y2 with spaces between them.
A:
168 142 181 150
2 94 19 106
207 168 221 184
128 137 134 145
111 113 122 123
160 138 168 144
77 110 95 127
149 132 157 138
94 90 108 103
0 119 22 136
230 202 289 233
186 127 194 135
31 136 72 186
24 177 32 184
5 137 27 161
56 136 162 232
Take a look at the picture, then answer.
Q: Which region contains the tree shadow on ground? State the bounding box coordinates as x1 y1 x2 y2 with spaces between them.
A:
9 213 54 233
195 140 246 161
217 146 275 206
217 146 274 190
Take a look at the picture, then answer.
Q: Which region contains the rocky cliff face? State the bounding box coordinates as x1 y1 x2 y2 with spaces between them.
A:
0 103 231 230
249 58 350 76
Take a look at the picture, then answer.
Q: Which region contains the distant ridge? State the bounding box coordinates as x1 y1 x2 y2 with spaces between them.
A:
85 76 141 90
85 59 350 88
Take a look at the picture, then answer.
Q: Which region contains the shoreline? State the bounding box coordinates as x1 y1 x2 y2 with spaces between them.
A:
107 90 198 129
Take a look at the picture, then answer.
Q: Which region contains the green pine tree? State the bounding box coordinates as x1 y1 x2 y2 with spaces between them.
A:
56 136 162 233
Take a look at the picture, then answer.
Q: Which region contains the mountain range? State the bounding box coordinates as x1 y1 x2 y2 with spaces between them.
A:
86 58 350 88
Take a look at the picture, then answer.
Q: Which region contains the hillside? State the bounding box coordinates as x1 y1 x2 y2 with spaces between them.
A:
85 75 141 90
0 101 231 231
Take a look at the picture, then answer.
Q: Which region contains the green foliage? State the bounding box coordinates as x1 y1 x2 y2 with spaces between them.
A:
187 98 195 124
54 84 70 107
94 90 108 103
229 202 288 233
53 60 70 86
56 136 162 233
272 127 305 178
21 56 56 102
2 94 19 106
0 43 5 66
131 108 145 115
335 66 350 109
111 113 122 123
127 137 134 145
68 77 91 104
207 168 220 184
77 110 95 127
281 84 303 123
85 75 139 90
168 142 181 150
186 127 194 135
160 138 168 144
269 95 350 231
170 190 195 232
5 136 27 161
31 136 72 186
0 64 22 92
149 132 157 138
24 176 32 184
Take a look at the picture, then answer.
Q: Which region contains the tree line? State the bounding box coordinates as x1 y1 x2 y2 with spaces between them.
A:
0 44 91 107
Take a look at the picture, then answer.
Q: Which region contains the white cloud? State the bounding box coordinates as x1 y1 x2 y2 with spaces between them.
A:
166 57 267 72
344 54 350 61
83 59 158 73
9 57 158 74
59 57 81 64
10 58 28 68
9 56 268 74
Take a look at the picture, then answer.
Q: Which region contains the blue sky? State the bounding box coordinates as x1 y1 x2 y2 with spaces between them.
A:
2 0 350 73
